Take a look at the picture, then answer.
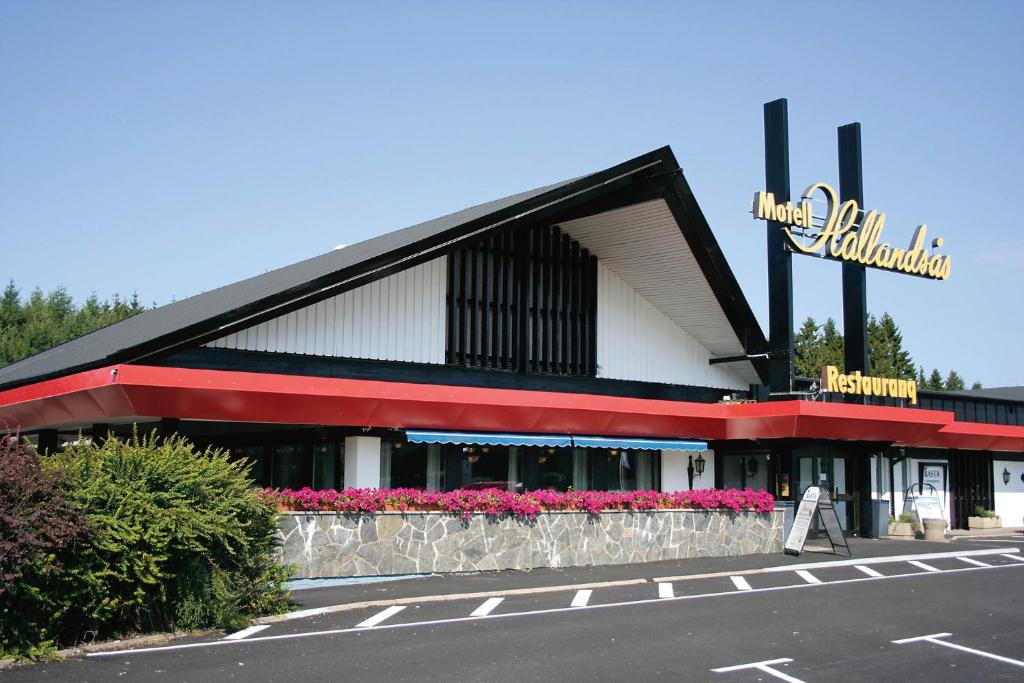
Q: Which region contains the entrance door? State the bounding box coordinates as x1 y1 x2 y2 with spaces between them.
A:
797 454 849 531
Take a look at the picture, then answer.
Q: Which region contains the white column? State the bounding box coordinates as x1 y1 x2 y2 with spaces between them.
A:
344 435 382 489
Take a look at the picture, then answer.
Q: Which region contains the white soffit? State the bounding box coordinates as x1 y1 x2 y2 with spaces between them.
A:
557 199 759 385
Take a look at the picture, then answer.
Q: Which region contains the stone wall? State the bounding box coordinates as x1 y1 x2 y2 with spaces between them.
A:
278 509 784 578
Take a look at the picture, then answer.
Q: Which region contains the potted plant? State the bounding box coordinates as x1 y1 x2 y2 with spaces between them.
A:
968 506 1002 530
889 513 917 537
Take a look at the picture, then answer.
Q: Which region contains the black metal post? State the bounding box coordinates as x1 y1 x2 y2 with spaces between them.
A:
838 122 869 376
687 455 695 490
764 99 794 396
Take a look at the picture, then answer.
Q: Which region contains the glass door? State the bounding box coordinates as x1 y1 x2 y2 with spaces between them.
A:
796 454 849 532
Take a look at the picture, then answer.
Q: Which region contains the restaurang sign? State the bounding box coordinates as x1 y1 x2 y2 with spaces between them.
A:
752 181 951 280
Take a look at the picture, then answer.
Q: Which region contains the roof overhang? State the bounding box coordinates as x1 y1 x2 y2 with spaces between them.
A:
2 365 1022 452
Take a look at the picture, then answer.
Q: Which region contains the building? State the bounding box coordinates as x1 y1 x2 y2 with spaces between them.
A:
2 146 1022 533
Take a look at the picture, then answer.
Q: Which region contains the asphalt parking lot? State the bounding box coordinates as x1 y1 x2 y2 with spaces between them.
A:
9 537 1024 682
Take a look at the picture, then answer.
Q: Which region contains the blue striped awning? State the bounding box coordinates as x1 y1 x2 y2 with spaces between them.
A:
404 430 705 452
571 436 707 451
405 430 572 448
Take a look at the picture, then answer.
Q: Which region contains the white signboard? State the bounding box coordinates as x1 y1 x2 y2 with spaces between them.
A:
784 486 821 556
909 494 944 522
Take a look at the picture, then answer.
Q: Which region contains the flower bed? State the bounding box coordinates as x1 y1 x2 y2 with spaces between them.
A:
260 486 774 518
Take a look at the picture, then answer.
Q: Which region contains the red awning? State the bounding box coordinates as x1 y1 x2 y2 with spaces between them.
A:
1 364 1022 452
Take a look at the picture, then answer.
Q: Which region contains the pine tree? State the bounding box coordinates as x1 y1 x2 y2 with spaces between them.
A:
868 312 915 380
927 369 945 391
0 282 147 367
793 317 821 377
917 365 926 387
820 318 845 369
945 370 965 391
970 381 983 390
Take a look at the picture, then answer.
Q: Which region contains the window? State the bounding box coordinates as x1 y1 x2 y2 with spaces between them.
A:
313 443 343 490
272 444 313 490
389 442 430 489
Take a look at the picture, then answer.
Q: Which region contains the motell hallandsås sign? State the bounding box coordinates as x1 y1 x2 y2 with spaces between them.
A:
752 181 952 280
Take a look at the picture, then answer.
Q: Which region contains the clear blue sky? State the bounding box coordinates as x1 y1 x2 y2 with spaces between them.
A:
2 2 1021 386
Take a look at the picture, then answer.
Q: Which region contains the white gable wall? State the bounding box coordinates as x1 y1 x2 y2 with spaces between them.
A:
206 256 446 364
596 263 747 390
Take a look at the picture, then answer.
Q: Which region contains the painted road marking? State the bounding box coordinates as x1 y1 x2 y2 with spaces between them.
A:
893 633 1024 668
712 657 805 683
355 605 406 628
958 556 991 568
658 582 674 599
223 624 270 641
571 590 592 607
87 561 1024 658
794 570 821 585
730 576 752 591
1002 553 1024 562
763 547 1019 573
854 565 883 578
908 560 940 573
470 597 504 617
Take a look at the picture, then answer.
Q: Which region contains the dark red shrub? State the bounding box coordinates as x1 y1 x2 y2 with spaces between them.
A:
0 437 90 657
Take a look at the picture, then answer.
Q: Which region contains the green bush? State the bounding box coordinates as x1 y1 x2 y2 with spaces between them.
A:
43 433 290 646
973 505 998 519
0 438 91 659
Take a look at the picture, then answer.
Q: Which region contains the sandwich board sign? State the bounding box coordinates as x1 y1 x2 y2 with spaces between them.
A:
904 483 945 525
784 486 851 557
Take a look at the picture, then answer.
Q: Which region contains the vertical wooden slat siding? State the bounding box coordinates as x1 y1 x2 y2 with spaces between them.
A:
207 257 446 364
565 233 573 376
439 226 597 377
491 234 501 368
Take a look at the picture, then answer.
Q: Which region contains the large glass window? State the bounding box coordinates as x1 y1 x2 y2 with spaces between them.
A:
533 447 573 491
588 449 660 490
232 446 270 487
313 443 343 490
273 444 313 490
389 442 430 489
461 445 512 490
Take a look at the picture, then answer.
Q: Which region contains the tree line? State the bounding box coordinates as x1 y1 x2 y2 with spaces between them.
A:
0 281 146 366
794 312 980 392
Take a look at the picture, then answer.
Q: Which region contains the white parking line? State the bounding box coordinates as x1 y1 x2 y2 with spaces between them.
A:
470 597 504 617
658 582 674 599
87 560 1024 658
908 560 940 572
765 547 1019 573
794 570 821 585
355 605 406 628
893 633 1024 668
1002 553 1024 562
571 590 592 607
730 576 752 591
958 557 991 568
223 624 270 641
854 565 883 578
712 657 805 683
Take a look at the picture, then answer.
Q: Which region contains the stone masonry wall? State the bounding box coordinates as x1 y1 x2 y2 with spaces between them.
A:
278 509 784 578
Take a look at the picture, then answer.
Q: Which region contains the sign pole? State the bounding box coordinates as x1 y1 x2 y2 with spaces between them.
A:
764 99 794 397
838 122 869 378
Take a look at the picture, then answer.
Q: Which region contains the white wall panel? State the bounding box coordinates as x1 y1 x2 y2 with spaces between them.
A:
207 256 446 364
596 263 746 390
994 460 1024 526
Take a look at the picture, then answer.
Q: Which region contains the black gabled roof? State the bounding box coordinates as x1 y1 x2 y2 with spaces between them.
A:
0 147 769 391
